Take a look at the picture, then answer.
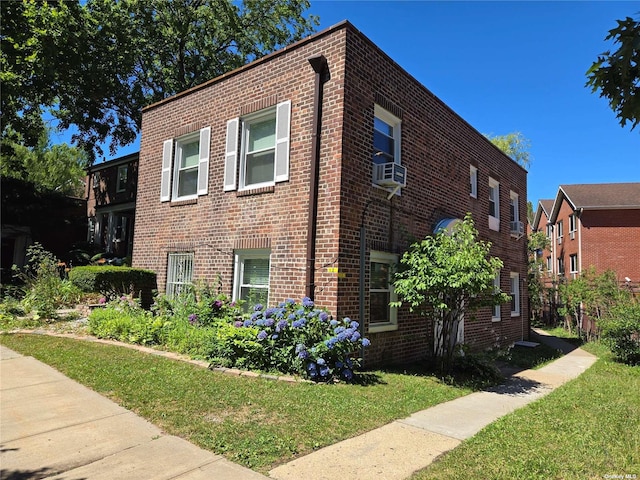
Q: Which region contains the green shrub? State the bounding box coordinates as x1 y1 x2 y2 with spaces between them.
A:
161 319 218 359
600 303 640 365
88 296 164 345
211 297 371 382
15 243 83 319
69 266 157 308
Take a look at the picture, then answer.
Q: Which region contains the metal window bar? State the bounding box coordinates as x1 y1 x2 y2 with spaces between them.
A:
167 253 194 297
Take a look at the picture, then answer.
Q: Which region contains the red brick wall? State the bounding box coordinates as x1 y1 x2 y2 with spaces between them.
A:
133 22 528 367
335 27 528 365
580 209 640 282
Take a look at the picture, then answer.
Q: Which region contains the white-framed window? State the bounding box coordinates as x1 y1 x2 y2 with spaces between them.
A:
369 251 398 332
492 272 501 321
167 252 194 297
557 220 564 244
224 101 291 192
116 165 128 193
233 250 270 308
509 191 520 237
569 214 577 239
161 127 211 202
373 105 401 166
510 272 520 317
489 177 500 231
558 256 565 276
546 223 553 241
470 165 478 198
570 254 578 275
546 256 552 273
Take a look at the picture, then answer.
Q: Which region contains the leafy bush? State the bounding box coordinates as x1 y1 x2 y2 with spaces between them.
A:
212 297 371 382
600 302 640 365
69 266 156 308
15 243 82 319
89 296 164 345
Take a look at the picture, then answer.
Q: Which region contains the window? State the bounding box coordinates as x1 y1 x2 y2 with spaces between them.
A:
557 220 563 244
167 252 194 297
569 214 577 239
233 250 270 308
510 272 520 317
470 165 478 198
116 165 128 193
509 191 521 237
373 105 401 166
546 224 553 241
224 101 291 191
558 256 565 276
369 251 398 332
546 256 552 273
161 127 211 202
570 254 578 275
492 273 501 321
489 177 500 231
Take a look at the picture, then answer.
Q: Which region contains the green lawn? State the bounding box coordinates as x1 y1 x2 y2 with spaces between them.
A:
0 333 471 473
412 342 640 480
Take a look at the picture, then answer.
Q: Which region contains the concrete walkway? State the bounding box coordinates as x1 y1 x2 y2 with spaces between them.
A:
269 329 596 480
0 344 268 480
1 330 596 480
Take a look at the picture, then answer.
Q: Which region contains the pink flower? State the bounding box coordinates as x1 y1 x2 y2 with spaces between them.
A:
99 297 107 304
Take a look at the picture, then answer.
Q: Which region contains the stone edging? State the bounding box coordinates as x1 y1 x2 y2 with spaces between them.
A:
5 329 304 384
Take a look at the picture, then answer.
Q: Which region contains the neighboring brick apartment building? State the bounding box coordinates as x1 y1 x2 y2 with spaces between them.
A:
132 21 528 366
533 183 640 324
86 153 138 259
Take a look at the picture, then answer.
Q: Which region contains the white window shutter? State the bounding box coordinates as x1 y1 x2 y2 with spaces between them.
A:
224 118 239 191
160 139 173 202
274 100 291 183
197 126 211 195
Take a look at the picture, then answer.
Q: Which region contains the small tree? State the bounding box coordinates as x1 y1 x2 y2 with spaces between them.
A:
393 215 510 373
528 230 550 325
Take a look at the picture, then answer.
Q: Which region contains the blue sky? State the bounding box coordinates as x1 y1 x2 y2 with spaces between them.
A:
75 1 639 208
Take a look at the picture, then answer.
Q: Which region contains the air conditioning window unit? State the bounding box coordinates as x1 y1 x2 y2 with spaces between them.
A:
510 220 524 237
373 162 407 188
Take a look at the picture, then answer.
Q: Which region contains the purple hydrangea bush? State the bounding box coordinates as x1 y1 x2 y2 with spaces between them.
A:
210 297 371 382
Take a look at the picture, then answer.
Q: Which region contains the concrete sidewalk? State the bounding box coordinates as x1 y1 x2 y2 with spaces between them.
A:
0 344 267 480
1 330 596 480
269 329 596 480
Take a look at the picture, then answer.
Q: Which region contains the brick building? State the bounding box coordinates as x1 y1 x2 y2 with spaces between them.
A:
533 183 640 325
86 153 139 259
132 21 528 366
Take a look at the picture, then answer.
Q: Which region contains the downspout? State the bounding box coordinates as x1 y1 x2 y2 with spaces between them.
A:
305 54 328 300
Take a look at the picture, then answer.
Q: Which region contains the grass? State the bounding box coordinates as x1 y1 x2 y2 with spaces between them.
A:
412 344 640 480
0 333 472 473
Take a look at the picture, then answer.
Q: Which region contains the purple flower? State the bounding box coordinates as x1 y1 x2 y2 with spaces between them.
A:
362 338 371 347
272 334 279 340
325 337 338 349
276 319 288 332
188 313 198 324
214 300 223 308
298 350 309 359
330 319 339 327
292 320 304 328
319 365 330 377
265 308 276 318
257 330 268 340
264 318 275 327
342 369 353 381
319 312 329 322
99 297 107 304
234 321 243 328
350 320 359 329
350 331 361 342
316 358 326 366
286 298 296 305
302 297 314 308
334 326 345 334
288 313 297 321
254 304 264 312
295 343 306 353
243 319 253 327
296 308 305 315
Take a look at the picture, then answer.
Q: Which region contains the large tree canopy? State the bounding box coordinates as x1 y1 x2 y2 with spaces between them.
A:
586 16 640 131
485 131 532 169
1 0 318 161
